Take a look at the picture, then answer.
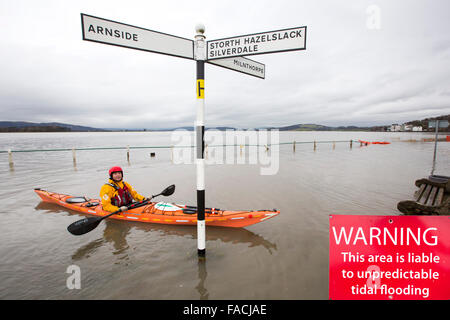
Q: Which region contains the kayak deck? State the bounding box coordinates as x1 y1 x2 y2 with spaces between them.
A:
34 188 279 228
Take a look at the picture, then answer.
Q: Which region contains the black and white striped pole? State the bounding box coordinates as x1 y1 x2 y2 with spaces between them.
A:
194 24 206 257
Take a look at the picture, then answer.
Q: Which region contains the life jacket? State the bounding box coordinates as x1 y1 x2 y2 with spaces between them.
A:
105 182 134 207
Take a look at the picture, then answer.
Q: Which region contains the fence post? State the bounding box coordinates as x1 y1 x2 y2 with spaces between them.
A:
8 149 13 165
72 148 76 164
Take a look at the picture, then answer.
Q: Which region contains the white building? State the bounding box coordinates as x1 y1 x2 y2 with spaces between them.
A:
401 124 413 131
389 124 401 132
412 126 423 132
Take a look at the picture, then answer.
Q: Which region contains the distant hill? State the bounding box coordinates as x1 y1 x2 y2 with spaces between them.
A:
2 114 447 132
277 124 333 131
0 121 108 132
147 126 237 131
261 123 377 131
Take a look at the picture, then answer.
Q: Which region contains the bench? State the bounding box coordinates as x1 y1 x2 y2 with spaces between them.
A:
397 175 449 215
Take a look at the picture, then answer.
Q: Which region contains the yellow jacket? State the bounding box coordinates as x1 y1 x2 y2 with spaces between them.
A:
100 179 145 212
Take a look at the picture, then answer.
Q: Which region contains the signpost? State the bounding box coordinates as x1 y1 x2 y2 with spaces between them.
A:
80 13 307 257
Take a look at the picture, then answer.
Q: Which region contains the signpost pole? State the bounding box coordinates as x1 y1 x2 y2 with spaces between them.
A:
194 24 206 258
431 120 439 175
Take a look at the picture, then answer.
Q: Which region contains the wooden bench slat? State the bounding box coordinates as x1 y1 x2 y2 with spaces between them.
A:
435 187 445 206
419 184 432 204
426 186 438 206
414 184 426 201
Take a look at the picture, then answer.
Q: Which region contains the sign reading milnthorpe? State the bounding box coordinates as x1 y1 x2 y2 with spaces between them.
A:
207 56 265 79
81 14 194 60
207 26 306 60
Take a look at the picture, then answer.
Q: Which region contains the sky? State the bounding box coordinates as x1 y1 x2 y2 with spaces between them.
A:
1 0 449 129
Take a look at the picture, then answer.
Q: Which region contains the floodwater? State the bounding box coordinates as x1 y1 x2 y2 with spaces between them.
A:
0 131 449 299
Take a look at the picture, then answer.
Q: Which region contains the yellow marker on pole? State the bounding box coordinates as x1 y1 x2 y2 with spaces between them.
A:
197 79 205 99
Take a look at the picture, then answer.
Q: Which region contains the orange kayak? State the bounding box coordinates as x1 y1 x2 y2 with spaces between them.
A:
34 188 280 228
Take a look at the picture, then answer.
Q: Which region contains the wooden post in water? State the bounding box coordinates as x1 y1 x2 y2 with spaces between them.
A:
293 140 296 152
127 146 130 162
72 148 76 166
350 140 353 149
333 141 335 150
314 140 316 151
8 149 13 166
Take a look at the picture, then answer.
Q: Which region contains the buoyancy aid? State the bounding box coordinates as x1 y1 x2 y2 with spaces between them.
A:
105 182 134 207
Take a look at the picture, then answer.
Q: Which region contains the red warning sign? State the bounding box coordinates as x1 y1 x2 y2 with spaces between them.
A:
329 215 450 300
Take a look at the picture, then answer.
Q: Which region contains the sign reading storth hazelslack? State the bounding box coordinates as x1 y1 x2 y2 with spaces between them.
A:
207 26 307 60
329 215 450 300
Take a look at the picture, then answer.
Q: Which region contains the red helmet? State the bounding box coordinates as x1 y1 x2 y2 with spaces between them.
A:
109 166 123 178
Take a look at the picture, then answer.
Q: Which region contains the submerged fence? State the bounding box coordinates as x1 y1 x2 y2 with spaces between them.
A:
1 140 359 166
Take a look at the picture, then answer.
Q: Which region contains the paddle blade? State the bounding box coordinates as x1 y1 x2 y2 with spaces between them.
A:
67 217 102 235
161 184 175 196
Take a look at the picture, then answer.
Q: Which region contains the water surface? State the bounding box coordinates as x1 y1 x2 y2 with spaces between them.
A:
0 131 448 299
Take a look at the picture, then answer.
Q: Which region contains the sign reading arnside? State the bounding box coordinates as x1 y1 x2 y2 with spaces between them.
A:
207 26 306 60
81 14 194 60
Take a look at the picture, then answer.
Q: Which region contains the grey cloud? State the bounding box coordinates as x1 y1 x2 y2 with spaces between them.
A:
1 0 449 129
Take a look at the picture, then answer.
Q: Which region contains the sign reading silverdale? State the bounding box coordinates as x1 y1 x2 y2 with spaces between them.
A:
207 26 306 60
329 215 450 300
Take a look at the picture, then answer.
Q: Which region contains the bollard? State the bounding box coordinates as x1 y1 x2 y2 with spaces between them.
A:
8 149 13 165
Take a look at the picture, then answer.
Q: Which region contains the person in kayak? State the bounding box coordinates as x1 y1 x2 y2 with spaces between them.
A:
100 166 147 212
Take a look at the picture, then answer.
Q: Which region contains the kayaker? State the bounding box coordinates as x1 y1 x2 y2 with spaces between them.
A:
100 166 147 212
